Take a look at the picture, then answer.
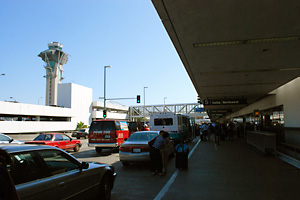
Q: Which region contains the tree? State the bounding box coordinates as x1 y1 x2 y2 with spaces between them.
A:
76 121 88 130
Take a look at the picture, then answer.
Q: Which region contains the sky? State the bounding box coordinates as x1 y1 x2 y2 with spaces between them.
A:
0 0 197 107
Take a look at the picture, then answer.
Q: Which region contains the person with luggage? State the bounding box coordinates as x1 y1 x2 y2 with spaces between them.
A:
149 131 166 176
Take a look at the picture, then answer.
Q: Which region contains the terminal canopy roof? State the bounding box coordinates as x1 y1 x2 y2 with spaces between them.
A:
152 0 300 121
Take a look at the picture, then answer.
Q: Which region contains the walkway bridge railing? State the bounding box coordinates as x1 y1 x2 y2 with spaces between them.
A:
129 103 207 121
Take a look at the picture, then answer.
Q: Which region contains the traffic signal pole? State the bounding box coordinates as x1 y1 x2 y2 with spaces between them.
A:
104 66 111 119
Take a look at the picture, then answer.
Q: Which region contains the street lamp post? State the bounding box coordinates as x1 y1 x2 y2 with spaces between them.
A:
104 66 112 118
143 87 148 124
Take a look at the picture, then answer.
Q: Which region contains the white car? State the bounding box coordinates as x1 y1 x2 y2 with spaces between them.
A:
0 133 24 144
119 131 175 166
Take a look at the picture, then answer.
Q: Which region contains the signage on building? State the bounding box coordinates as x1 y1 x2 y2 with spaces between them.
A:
210 109 232 114
204 99 247 106
195 108 205 112
254 109 260 117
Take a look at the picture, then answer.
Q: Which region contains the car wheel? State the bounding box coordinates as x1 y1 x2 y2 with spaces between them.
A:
84 135 87 139
96 147 102 153
76 137 80 139
74 144 80 152
98 174 112 200
122 161 129 166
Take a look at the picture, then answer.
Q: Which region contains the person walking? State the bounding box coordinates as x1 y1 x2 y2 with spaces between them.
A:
214 123 220 146
201 123 209 141
150 131 166 176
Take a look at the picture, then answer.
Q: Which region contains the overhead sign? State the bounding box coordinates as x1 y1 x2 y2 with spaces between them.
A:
204 99 247 106
195 108 205 112
209 109 232 114
253 109 260 117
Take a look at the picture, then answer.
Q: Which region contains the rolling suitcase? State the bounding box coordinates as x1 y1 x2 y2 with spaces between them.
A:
175 144 189 170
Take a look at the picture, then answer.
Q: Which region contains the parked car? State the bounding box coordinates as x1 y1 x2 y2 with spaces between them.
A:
72 128 89 139
119 131 175 166
0 133 24 144
1 144 116 200
25 133 82 152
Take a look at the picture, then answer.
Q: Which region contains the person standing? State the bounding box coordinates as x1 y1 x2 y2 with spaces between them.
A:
141 124 149 131
160 131 170 176
150 131 166 176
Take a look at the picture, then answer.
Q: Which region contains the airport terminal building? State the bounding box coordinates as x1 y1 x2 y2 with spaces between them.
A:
0 83 128 134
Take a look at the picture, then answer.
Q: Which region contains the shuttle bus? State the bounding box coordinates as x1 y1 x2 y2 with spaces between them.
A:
150 112 195 144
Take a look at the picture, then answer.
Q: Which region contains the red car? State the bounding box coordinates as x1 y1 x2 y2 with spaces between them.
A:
25 133 82 152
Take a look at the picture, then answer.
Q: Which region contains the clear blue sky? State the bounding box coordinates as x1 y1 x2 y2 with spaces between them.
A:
0 0 197 107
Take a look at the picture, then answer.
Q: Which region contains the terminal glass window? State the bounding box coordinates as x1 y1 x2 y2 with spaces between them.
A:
270 111 284 126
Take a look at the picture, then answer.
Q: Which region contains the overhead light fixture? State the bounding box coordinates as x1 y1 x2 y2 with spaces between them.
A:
193 36 300 48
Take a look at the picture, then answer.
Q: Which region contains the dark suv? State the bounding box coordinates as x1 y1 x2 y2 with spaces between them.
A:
72 128 89 139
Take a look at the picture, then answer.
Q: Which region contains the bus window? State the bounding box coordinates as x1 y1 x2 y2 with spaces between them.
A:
154 118 173 126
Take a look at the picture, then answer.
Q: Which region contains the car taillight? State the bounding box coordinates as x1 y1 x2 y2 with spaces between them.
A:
119 146 131 152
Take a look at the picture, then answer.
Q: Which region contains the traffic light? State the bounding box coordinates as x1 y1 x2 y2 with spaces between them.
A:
137 95 141 103
103 110 107 118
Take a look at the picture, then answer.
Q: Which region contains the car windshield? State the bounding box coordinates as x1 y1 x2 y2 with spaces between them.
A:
78 129 86 132
34 134 53 141
0 134 10 142
127 132 158 141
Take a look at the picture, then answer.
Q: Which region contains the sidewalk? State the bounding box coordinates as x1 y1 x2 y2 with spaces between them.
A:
163 137 300 200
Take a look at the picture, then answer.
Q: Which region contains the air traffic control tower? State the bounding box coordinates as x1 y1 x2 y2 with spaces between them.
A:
38 42 69 106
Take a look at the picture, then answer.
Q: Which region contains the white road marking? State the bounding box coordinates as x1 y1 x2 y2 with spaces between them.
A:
154 138 201 200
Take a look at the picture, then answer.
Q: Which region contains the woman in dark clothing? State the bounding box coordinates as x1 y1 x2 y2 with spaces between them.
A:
150 131 167 176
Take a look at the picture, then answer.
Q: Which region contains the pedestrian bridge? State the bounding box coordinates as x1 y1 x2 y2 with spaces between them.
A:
129 103 209 122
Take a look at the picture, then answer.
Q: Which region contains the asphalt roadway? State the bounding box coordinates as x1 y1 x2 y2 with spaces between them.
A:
8 134 300 200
